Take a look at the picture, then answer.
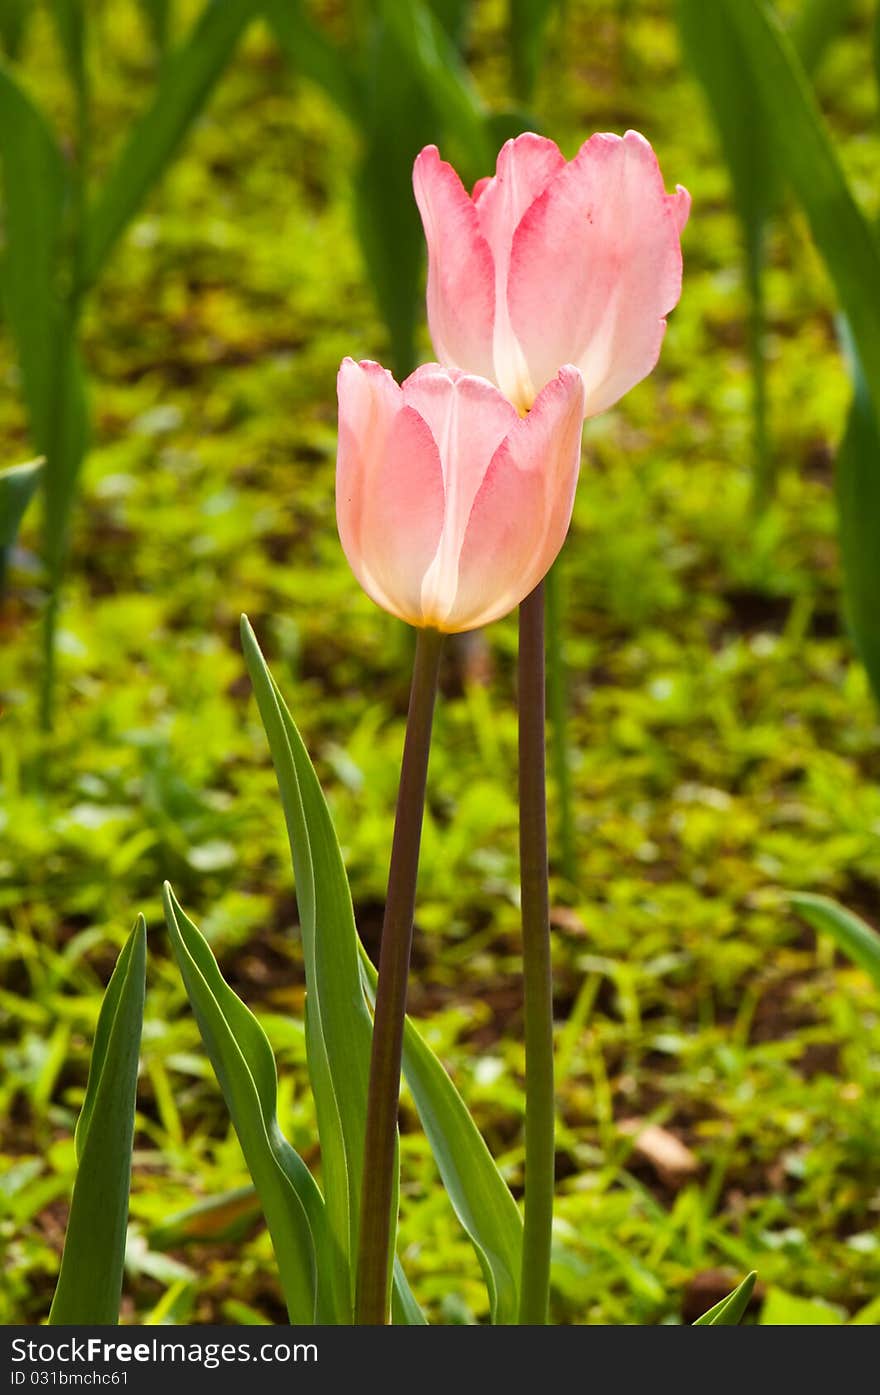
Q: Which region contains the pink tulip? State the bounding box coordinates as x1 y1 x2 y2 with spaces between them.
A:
336 358 585 633
413 130 690 416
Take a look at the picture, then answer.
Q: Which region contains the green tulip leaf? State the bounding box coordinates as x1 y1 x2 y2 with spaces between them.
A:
791 893 880 991
163 884 331 1324
241 615 519 1324
693 1271 757 1326
48 917 146 1324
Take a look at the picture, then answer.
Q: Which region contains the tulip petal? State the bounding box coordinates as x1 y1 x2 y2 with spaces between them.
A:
449 366 585 632
508 130 688 417
474 133 565 257
403 366 519 629
470 134 566 411
336 359 444 626
413 147 496 383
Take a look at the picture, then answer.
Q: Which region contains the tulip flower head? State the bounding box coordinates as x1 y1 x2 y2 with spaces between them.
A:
336 359 585 633
414 130 690 416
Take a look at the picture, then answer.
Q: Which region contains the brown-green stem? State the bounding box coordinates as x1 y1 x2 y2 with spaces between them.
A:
355 625 443 1325
518 580 555 1324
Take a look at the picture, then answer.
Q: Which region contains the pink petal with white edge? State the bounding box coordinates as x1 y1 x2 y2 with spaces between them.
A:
336 359 444 626
449 366 585 632
508 130 689 417
413 147 496 382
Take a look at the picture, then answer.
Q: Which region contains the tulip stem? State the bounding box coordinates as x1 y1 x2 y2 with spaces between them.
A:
518 580 555 1325
356 626 444 1325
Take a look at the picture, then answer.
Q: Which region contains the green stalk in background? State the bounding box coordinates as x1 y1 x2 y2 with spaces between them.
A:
517 581 555 1325
356 627 444 1325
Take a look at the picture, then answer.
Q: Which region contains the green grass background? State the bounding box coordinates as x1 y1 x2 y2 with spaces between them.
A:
1 0 880 1324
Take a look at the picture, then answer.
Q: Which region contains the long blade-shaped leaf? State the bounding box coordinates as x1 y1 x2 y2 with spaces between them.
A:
0 0 32 59
719 0 880 429
48 0 87 103
241 620 426 1321
380 0 490 179
835 341 880 704
240 616 376 1315
693 1271 757 1326
352 19 437 380
0 64 67 453
81 0 259 287
163 885 331 1323
263 0 362 122
791 893 880 990
508 0 558 103
678 0 856 503
0 67 89 581
359 949 523 1325
717 0 880 699
241 614 519 1324
48 917 146 1324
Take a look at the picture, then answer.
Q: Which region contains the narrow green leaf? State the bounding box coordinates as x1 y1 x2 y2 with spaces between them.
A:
360 949 523 1325
380 0 490 180
719 0 880 431
48 0 86 102
426 0 470 45
0 0 32 58
0 65 89 578
242 617 521 1321
678 0 855 504
49 918 146 1325
508 0 559 103
792 0 855 77
693 1270 757 1325
0 64 68 452
240 617 425 1324
81 0 259 287
352 20 437 380
163 885 331 1324
264 0 362 122
791 893 880 990
834 341 880 704
240 617 373 1312
0 457 43 559
135 0 171 59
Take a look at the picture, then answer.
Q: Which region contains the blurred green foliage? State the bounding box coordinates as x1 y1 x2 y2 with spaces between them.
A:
1 0 880 1326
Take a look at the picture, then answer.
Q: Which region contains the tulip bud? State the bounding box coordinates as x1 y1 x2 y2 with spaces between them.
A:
414 130 690 416
336 359 585 633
